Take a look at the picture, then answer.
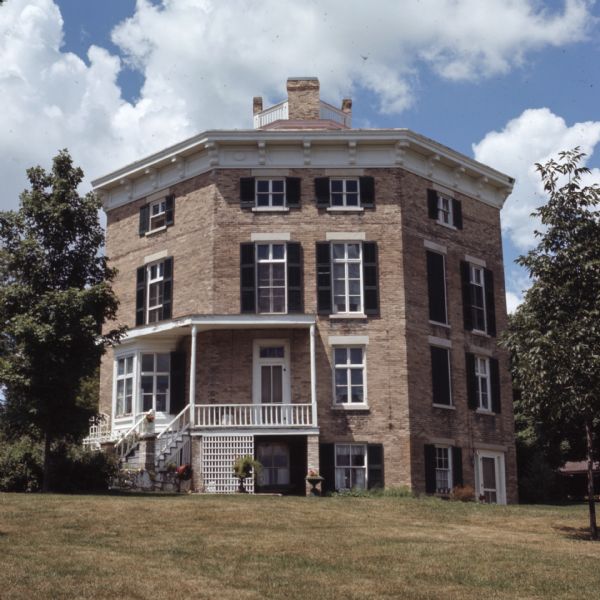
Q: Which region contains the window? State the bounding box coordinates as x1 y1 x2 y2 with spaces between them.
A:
460 261 496 336
330 178 359 207
315 176 375 209
466 353 501 413
139 195 174 235
136 258 173 326
332 243 363 313
257 443 290 486
430 346 452 406
475 451 506 504
256 243 286 313
474 356 491 411
427 189 462 229
240 243 302 314
434 446 452 494
140 353 170 413
115 355 134 416
333 347 366 405
316 241 379 316
335 444 366 490
426 251 447 324
425 445 463 495
240 177 301 209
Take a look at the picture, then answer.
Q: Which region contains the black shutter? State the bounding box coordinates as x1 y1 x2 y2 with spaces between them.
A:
136 266 146 326
367 444 384 489
430 346 451 406
287 242 303 313
240 177 255 208
315 177 330 208
359 176 375 208
426 251 447 324
240 243 256 313
316 242 332 315
139 204 150 236
465 352 477 410
490 357 501 414
424 444 436 494
460 261 473 331
161 257 173 320
363 242 379 316
452 447 463 487
319 443 335 493
452 199 463 229
169 352 186 415
286 177 301 208
484 269 496 336
165 194 175 226
427 189 438 220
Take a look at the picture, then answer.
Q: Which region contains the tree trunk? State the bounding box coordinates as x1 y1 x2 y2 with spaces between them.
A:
42 432 52 493
585 418 597 540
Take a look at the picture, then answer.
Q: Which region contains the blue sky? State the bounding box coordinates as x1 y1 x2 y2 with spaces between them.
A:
2 0 600 310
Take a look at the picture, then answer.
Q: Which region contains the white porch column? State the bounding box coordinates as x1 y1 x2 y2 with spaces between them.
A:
189 324 198 427
310 323 317 426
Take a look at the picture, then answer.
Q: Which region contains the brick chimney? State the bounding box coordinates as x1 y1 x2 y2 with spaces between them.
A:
253 96 263 115
286 77 320 120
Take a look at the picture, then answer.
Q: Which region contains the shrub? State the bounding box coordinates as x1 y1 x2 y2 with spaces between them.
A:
449 485 475 502
330 486 414 498
0 435 44 492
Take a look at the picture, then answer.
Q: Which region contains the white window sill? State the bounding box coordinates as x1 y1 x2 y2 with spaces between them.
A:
436 220 457 231
433 404 455 410
145 225 167 237
429 320 450 328
252 206 289 212
329 313 367 320
331 404 369 411
327 206 364 213
471 330 491 338
476 408 495 416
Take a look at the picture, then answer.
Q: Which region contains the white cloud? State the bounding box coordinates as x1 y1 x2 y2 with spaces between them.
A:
0 0 596 211
505 291 523 314
473 108 600 251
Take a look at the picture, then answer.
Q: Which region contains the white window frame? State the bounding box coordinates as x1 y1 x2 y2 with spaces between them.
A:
331 242 363 314
115 355 135 417
256 243 287 314
434 446 453 494
146 260 165 324
252 339 291 405
474 356 492 412
255 178 286 209
140 352 171 414
474 450 507 505
437 194 453 226
469 264 487 333
332 346 367 408
334 443 367 490
149 198 167 232
330 178 360 208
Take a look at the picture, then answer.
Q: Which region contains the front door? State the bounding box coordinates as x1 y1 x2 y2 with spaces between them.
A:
253 340 290 405
475 451 506 505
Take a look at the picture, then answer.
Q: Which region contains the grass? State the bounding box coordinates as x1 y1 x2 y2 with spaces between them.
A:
1 493 599 599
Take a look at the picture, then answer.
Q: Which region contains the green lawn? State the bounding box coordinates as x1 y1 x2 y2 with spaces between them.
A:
0 493 599 599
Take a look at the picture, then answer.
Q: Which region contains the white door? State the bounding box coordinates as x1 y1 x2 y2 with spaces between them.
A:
253 340 291 405
475 451 506 505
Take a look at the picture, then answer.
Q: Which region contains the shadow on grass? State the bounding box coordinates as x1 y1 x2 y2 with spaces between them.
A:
553 525 597 542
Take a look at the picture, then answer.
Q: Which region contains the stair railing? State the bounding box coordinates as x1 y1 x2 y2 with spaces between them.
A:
155 405 191 460
114 413 147 462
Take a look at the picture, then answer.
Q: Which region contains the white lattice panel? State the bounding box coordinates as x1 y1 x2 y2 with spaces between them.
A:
201 435 255 494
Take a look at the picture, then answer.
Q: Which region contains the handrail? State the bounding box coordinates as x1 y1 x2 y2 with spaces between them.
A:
195 403 314 428
114 413 147 461
156 405 190 458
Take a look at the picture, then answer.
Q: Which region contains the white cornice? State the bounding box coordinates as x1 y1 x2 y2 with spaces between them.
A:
92 129 514 211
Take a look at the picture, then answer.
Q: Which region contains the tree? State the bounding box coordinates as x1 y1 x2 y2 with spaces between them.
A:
503 148 600 539
0 150 123 491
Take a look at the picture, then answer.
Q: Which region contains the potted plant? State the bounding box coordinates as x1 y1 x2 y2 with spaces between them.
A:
175 463 192 492
305 469 324 496
233 455 262 493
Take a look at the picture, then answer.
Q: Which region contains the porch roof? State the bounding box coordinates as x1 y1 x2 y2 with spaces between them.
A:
117 314 316 344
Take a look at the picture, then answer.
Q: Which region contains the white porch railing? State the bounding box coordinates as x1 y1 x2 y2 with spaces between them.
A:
253 101 289 128
114 413 147 461
319 101 351 128
155 405 190 459
195 403 314 428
